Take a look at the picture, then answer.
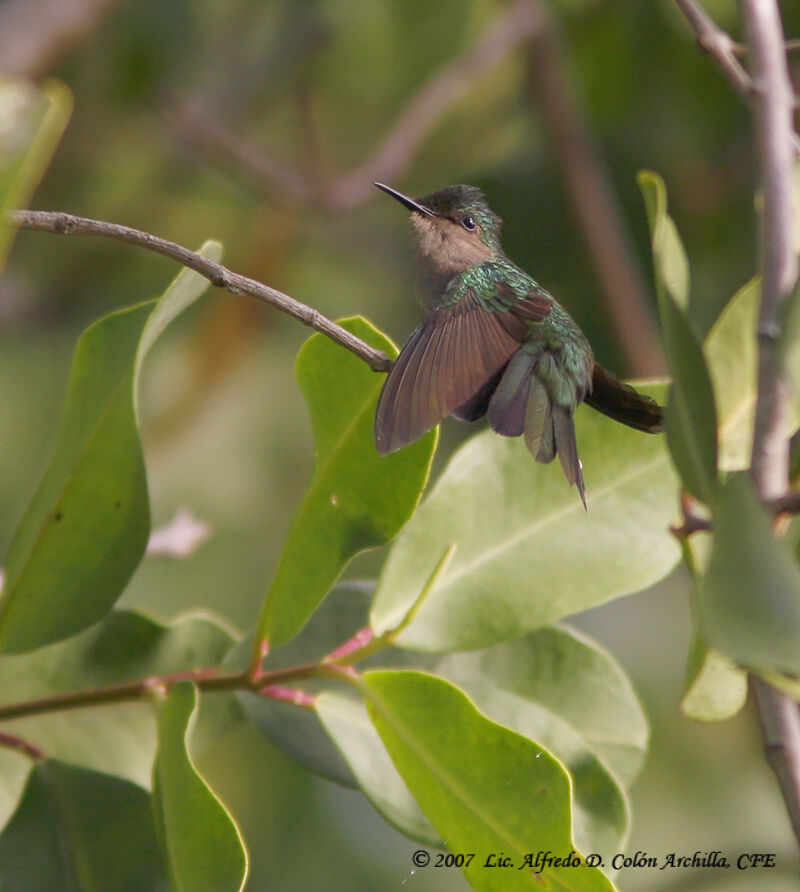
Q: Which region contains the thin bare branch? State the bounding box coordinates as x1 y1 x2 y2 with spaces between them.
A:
165 0 546 213
162 97 314 206
674 0 754 97
526 4 665 376
739 0 800 851
325 0 546 209
4 209 392 372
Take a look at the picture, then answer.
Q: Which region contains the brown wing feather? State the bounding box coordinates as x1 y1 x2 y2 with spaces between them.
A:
375 292 526 454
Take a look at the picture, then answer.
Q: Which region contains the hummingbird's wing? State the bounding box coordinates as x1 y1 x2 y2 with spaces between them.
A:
375 287 552 454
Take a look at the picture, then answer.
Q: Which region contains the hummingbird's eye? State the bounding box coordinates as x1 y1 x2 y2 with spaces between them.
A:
461 214 477 231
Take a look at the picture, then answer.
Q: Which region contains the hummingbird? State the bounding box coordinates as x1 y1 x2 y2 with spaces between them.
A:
373 182 664 508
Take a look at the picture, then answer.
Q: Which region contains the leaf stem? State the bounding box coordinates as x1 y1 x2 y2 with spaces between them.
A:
0 659 331 722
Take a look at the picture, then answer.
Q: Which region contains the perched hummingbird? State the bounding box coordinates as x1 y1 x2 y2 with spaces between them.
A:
373 183 664 508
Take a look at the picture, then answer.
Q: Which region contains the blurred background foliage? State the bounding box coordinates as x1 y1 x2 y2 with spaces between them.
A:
1 0 800 888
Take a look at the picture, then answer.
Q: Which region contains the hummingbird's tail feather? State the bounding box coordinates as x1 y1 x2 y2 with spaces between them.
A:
553 405 587 510
585 363 664 433
522 376 552 459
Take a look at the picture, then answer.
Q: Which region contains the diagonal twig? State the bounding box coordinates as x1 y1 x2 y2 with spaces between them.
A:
4 209 392 372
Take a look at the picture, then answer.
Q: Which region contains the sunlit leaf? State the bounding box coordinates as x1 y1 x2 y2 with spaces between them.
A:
152 681 248 892
0 760 166 892
362 670 614 891
638 170 717 502
255 316 436 648
0 244 222 652
681 637 748 722
704 278 759 472
0 77 72 272
370 384 679 652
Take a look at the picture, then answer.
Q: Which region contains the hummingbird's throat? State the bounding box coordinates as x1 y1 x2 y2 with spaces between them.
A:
409 214 494 274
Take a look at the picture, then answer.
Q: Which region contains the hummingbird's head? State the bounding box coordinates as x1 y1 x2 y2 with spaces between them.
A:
375 183 502 275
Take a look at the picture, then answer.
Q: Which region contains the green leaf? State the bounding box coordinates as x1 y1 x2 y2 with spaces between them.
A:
0 77 72 272
153 681 248 892
315 692 440 846
700 473 800 675
636 170 689 310
638 170 717 502
681 637 748 722
371 384 680 652
0 243 222 653
255 316 436 648
703 278 760 472
436 626 648 789
362 670 614 891
0 760 166 892
679 533 748 722
0 610 235 796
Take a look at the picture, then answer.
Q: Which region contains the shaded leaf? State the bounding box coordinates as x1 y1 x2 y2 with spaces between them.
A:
700 473 800 675
152 682 248 892
363 670 614 891
0 610 234 794
638 170 717 502
316 692 440 846
0 244 222 653
371 384 680 652
255 316 436 648
0 760 166 892
0 77 72 272
679 533 747 722
436 625 648 789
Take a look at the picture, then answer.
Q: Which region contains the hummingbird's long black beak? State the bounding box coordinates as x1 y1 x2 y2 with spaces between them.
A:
374 182 437 217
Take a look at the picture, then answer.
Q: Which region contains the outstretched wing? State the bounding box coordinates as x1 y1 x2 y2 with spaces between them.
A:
375 286 552 454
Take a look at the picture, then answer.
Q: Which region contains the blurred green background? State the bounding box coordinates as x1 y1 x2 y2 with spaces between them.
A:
2 0 799 888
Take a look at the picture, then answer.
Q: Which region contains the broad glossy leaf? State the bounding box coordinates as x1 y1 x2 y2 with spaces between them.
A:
255 316 436 648
0 610 234 797
0 244 222 652
371 384 680 652
704 278 759 472
0 760 166 892
436 626 648 789
700 473 800 675
363 670 614 891
153 682 248 892
316 692 440 845
638 170 717 502
0 77 72 271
